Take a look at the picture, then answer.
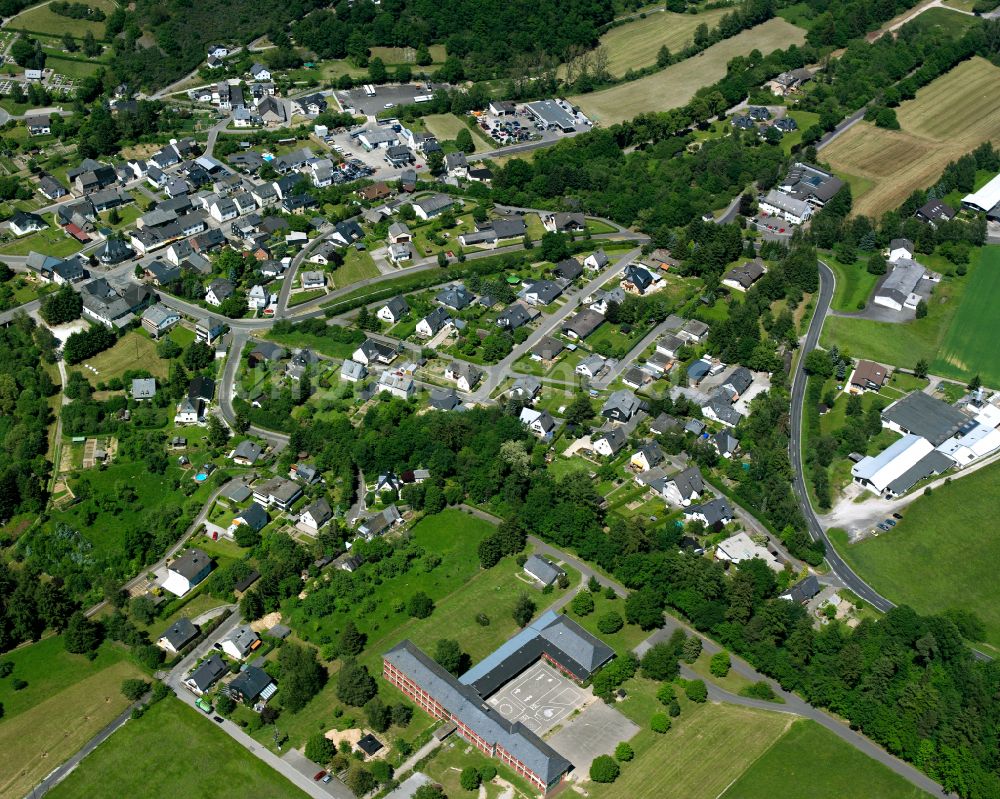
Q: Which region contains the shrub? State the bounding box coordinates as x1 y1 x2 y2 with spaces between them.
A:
479 764 497 782
120 678 148 701
685 679 708 703
614 741 634 761
305 733 336 764
597 611 623 634
710 651 731 677
740 681 777 701
589 754 620 783
460 766 481 791
651 713 671 733
668 700 681 717
656 683 675 706
407 591 434 618
571 590 594 616
680 636 702 664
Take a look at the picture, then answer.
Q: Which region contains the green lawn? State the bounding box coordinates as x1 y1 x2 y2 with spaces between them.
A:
288 288 327 307
45 55 102 78
931 246 1000 387
821 255 974 373
7 0 115 38
50 459 215 559
265 328 363 359
824 254 880 312
47 696 309 799
83 331 168 385
591 689 792 799
0 227 82 258
331 247 379 288
829 460 1000 653
0 637 145 799
569 591 651 655
720 719 929 799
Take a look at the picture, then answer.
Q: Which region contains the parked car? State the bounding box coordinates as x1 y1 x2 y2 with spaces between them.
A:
892 512 903 519
884 519 896 527
314 771 327 781
213 716 224 723
322 775 333 783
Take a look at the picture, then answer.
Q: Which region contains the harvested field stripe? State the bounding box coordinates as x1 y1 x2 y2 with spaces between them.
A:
570 19 806 125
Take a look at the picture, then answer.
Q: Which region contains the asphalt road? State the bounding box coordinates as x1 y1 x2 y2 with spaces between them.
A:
787 261 897 611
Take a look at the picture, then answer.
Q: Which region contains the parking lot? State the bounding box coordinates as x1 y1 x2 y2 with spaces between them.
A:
487 661 587 735
334 83 452 117
546 700 639 772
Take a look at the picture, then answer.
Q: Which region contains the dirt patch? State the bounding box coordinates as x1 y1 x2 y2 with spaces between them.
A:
325 728 362 747
251 611 282 633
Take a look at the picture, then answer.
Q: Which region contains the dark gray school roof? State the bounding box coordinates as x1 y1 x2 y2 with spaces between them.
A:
160 618 198 650
881 391 967 446
385 638 573 787
459 610 614 696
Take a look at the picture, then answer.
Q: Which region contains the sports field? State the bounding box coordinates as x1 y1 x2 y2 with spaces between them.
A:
8 0 116 38
823 57 1000 218
822 248 1000 386
47 696 309 799
720 720 929 799
570 19 805 124
0 639 145 799
599 8 728 77
83 330 168 385
830 460 1000 653
932 247 1000 385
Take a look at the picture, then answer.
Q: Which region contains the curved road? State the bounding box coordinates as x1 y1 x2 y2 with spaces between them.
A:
788 260 896 611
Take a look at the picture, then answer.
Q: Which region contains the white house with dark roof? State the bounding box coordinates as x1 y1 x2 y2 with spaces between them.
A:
163 548 212 597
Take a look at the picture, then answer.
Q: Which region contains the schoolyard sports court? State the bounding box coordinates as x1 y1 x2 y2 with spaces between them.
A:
487 660 587 734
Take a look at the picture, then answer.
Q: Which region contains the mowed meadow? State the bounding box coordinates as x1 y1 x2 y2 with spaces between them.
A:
570 18 806 124
823 57 1000 217
599 8 729 77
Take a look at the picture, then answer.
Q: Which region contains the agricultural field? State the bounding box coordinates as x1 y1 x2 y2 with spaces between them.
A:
7 0 116 38
823 248 1000 386
570 19 806 124
81 331 168 385
823 57 1000 218
0 638 145 799
830 460 1000 654
720 720 929 799
47 696 309 799
598 8 729 77
932 247 1000 385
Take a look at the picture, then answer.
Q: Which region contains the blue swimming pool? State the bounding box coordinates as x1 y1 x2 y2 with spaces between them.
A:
195 473 208 482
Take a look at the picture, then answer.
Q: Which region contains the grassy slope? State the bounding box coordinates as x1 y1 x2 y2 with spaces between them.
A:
599 8 728 76
824 254 880 312
721 719 929 799
0 638 145 799
829 460 1000 653
83 331 168 385
570 19 806 124
47 696 309 799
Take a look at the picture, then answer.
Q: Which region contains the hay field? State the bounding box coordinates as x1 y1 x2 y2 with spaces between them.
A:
601 8 729 76
8 0 116 38
823 57 1000 218
570 19 806 125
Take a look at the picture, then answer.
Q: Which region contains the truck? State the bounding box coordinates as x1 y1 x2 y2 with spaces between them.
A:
363 84 376 97
196 698 213 714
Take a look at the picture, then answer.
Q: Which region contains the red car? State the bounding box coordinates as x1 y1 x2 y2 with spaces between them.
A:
314 771 327 781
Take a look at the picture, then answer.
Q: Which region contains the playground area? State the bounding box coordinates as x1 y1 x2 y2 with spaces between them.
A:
487 660 587 735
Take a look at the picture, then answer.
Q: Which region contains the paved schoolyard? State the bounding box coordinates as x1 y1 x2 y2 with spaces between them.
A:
546 700 639 772
487 660 587 735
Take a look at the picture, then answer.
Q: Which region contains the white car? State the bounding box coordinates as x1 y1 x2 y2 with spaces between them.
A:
384 102 394 109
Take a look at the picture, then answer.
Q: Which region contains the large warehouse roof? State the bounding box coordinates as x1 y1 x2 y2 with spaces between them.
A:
962 172 1000 213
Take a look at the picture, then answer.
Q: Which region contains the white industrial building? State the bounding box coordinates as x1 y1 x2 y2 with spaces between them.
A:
851 434 934 494
962 172 1000 219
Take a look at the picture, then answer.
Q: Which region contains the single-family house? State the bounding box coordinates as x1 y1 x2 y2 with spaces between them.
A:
340 359 367 382
562 309 604 340
9 211 46 236
520 407 556 440
352 338 398 366
218 625 261 660
132 377 156 400
414 193 455 220
157 618 199 654
850 360 888 393
524 279 562 306
417 307 453 338
660 467 704 506
523 554 565 587
722 260 767 292
252 476 303 510
575 353 606 379
602 390 643 423
228 502 268 537
205 278 235 307
377 371 415 399
299 498 333 533
358 505 403 538
445 361 482 392
232 440 263 465
174 397 202 424
377 296 409 324
630 442 664 472
592 427 628 457
141 304 181 338
684 497 735 530
162 548 212 597
228 665 277 705
184 654 226 696
435 284 474 310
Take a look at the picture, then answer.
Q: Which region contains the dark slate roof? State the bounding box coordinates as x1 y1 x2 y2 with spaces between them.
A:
160 618 198 650
357 733 383 756
229 665 274 700
170 548 211 580
459 610 614 695
686 497 733 527
386 639 572 786
553 258 583 280
237 502 269 532
881 391 967 446
187 654 226 691
783 575 821 603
